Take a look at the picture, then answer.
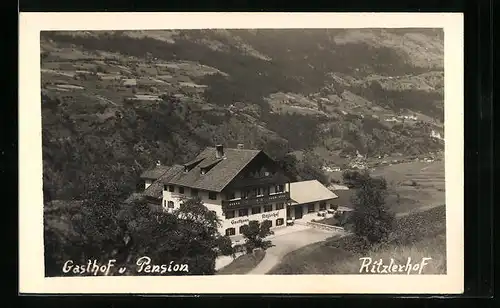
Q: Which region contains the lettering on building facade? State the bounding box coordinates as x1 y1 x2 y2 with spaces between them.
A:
262 212 280 219
230 218 250 225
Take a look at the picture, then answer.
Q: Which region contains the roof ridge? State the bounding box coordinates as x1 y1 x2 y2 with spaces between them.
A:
292 179 319 183
204 146 260 152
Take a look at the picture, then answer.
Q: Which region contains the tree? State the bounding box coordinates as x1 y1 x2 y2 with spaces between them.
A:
216 235 235 257
262 138 290 160
115 197 221 275
240 220 273 253
299 150 327 182
342 170 365 188
275 154 299 182
275 151 328 185
349 171 394 245
44 174 223 276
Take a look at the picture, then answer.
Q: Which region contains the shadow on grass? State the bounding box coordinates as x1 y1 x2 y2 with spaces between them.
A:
216 249 266 275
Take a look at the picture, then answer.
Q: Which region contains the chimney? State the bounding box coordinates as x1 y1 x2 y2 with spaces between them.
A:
215 144 224 158
237 143 244 149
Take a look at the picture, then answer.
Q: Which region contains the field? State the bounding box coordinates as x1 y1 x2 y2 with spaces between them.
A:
325 160 444 216
269 205 446 275
372 160 445 215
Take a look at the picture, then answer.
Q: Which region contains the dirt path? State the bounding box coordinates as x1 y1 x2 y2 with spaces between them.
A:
247 227 340 275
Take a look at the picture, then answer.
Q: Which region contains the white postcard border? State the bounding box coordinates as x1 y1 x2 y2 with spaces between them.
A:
19 12 464 294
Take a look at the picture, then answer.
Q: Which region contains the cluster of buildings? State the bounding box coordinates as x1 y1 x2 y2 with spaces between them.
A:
133 144 344 241
384 114 418 123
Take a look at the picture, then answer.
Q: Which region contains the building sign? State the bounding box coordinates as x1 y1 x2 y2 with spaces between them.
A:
262 212 280 219
228 211 283 226
230 218 249 225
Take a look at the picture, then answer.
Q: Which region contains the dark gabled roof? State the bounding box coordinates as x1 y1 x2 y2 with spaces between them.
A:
142 164 184 198
166 147 262 192
140 165 172 180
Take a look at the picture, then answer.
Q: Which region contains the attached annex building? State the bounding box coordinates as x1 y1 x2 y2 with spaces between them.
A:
137 145 338 239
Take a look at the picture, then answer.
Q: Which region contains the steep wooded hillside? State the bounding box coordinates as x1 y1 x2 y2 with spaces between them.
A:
41 29 444 201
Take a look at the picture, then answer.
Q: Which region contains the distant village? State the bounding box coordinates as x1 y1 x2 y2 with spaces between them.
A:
322 148 443 175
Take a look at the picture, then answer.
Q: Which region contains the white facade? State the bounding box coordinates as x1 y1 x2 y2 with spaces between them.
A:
161 184 289 238
222 204 287 237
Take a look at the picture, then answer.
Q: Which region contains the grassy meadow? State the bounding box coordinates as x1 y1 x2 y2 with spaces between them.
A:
269 205 446 275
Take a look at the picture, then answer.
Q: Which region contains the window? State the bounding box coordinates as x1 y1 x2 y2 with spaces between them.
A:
225 228 236 236
319 201 326 211
168 201 174 208
178 186 184 194
241 190 249 199
210 210 216 217
275 184 284 193
262 186 270 196
308 203 315 213
163 185 168 191
208 192 217 200
238 208 248 217
276 202 284 210
168 185 175 192
264 204 273 212
225 210 235 219
191 189 199 197
257 187 263 196
251 206 261 214
276 218 284 226
239 225 247 234
163 200 167 207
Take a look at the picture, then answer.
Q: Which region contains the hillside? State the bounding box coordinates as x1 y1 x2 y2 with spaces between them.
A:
40 29 445 201
270 205 446 274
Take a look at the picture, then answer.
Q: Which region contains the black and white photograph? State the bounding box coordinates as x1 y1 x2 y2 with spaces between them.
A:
19 12 464 294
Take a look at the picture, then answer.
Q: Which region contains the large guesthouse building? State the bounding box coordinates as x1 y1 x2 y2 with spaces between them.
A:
137 144 338 240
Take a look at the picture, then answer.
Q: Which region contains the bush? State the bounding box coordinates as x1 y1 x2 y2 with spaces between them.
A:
342 170 364 188
240 220 274 254
233 244 245 254
217 235 234 256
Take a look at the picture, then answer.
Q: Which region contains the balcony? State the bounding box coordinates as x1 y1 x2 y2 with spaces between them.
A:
221 192 290 210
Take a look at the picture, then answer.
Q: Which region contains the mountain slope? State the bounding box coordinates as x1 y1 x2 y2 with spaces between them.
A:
41 29 444 201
